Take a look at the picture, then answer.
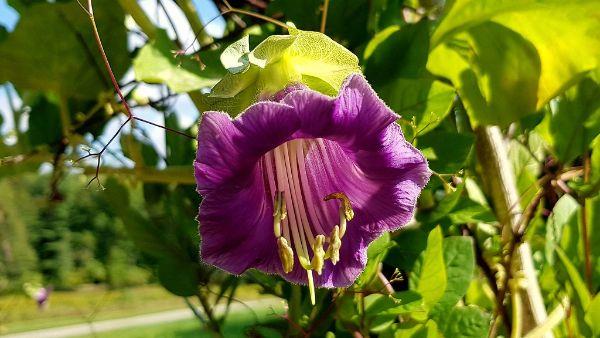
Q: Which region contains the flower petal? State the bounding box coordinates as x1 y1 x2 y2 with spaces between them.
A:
199 163 281 275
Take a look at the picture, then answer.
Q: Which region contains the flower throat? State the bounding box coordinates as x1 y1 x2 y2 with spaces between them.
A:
262 138 354 305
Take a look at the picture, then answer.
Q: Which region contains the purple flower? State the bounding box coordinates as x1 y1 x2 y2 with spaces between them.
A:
195 74 430 303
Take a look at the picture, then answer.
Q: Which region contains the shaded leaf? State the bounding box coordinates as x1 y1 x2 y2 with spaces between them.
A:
537 76 600 164
556 247 591 309
157 258 199 297
419 131 474 174
0 0 128 98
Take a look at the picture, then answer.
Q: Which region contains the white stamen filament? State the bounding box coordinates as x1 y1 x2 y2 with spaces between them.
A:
265 139 354 305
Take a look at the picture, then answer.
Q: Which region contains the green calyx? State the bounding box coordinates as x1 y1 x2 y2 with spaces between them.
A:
202 26 361 115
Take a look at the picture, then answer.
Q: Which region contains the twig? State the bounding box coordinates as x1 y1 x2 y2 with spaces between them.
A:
133 116 195 140
74 0 196 186
222 0 289 30
320 0 330 33
76 117 132 188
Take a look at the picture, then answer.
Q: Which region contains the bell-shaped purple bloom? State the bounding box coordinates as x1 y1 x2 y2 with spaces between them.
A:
195 74 430 303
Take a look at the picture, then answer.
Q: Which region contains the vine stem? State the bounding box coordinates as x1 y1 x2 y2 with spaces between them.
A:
581 151 592 291
86 0 133 119
475 126 551 337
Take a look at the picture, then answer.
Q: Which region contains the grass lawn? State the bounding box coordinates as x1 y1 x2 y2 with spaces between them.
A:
75 302 285 338
0 284 265 335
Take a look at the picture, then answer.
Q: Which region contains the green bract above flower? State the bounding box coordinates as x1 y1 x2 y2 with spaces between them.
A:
203 27 361 115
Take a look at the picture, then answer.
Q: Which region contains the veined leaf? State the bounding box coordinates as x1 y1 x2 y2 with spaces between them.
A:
410 226 446 309
428 0 600 127
133 30 225 93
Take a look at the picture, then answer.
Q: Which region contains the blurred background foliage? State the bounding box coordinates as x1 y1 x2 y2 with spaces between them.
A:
0 0 599 337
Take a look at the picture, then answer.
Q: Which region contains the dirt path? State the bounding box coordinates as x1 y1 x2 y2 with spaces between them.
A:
2 298 282 338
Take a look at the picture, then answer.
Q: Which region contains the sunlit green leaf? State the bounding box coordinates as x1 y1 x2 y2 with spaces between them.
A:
133 30 224 93
206 28 360 113
410 226 446 309
428 0 600 126
585 294 600 336
430 237 475 315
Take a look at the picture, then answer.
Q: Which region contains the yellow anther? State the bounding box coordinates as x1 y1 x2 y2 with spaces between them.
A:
277 237 294 273
327 225 342 265
324 192 354 237
311 235 326 275
324 192 354 220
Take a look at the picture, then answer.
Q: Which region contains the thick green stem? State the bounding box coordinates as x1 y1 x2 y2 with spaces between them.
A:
82 166 194 184
117 0 158 39
475 126 550 337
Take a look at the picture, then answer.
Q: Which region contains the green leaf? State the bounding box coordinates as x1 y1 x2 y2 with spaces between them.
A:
508 138 543 208
365 291 424 316
428 0 600 127
363 21 454 135
365 291 425 331
355 232 393 288
157 258 199 297
448 199 496 225
102 178 173 256
428 22 540 126
418 184 465 225
410 226 446 309
133 30 224 93
0 0 128 98
546 195 579 266
26 94 62 148
438 306 491 338
386 228 428 272
556 247 591 309
430 237 475 316
363 21 430 85
391 320 441 338
585 294 600 336
378 79 455 136
537 76 600 164
418 131 474 174
205 28 360 113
